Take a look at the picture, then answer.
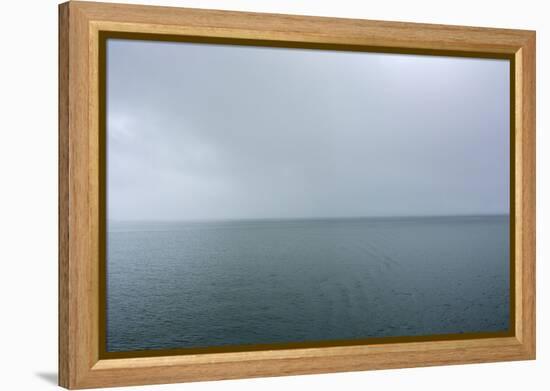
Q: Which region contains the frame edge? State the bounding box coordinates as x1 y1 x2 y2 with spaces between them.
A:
59 1 71 388
520 31 536 359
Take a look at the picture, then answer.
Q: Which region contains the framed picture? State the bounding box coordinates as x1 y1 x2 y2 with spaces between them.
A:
58 1 536 389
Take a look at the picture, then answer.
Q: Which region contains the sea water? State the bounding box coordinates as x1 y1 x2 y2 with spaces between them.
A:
106 215 509 352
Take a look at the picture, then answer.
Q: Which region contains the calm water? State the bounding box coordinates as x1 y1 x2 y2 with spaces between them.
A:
106 215 510 352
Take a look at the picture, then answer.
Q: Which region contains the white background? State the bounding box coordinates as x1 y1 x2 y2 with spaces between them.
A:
0 0 546 389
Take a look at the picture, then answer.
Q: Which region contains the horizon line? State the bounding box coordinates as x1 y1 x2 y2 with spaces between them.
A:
107 213 510 224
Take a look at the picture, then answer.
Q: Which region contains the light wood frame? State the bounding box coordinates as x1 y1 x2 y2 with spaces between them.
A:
59 1 536 389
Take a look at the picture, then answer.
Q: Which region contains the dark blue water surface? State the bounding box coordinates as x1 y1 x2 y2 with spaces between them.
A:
106 215 509 352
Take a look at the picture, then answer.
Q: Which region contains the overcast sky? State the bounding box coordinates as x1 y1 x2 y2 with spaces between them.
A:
107 39 509 221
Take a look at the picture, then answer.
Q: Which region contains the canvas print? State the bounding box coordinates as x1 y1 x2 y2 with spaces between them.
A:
105 39 510 353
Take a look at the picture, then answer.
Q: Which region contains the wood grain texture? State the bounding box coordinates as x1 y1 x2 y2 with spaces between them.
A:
518 33 536 356
77 0 530 54
58 1 536 388
58 3 70 387
59 1 98 388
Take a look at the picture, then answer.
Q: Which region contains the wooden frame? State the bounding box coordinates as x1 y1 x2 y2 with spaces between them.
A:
59 0 536 389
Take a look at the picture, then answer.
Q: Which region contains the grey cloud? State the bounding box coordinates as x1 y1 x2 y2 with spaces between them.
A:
107 39 509 221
